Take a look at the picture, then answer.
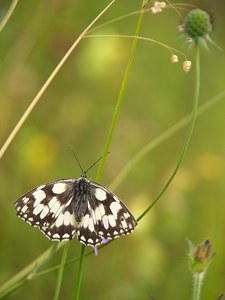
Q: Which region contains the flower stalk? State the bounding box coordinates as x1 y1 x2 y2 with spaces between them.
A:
192 272 205 300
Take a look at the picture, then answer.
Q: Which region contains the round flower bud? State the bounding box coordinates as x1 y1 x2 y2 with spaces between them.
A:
171 54 178 63
183 60 192 72
186 239 215 274
183 8 212 40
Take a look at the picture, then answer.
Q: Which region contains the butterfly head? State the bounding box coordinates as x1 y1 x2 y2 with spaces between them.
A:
80 171 87 179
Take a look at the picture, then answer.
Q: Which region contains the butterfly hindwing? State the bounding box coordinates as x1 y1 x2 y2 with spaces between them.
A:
77 182 137 246
14 179 77 241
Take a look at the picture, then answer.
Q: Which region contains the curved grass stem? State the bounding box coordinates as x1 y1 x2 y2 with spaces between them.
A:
0 15 206 300
5 78 225 293
0 2 117 299
0 0 116 161
85 34 187 60
111 87 225 192
0 0 19 32
138 43 200 222
0 243 60 299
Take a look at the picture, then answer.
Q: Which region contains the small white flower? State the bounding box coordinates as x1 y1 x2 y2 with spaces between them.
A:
151 6 161 14
183 60 192 72
171 54 179 63
151 1 166 14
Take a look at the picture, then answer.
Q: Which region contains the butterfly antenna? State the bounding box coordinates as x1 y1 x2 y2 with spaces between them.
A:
85 152 110 174
72 151 84 175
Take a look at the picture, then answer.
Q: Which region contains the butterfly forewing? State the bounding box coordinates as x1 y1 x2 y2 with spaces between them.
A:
14 177 137 248
15 179 77 241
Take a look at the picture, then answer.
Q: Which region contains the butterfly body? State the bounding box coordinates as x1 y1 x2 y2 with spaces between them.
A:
15 176 137 248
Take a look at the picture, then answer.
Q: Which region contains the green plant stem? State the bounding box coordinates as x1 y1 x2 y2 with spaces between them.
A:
85 34 187 60
74 244 85 300
0 243 61 299
110 88 225 191
137 43 200 222
74 4 145 299
53 242 70 300
0 0 19 32
0 2 117 298
1 87 223 290
4 84 224 289
95 7 145 182
2 49 223 297
193 273 205 300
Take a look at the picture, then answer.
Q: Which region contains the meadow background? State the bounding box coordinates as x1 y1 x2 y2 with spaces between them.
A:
0 0 225 299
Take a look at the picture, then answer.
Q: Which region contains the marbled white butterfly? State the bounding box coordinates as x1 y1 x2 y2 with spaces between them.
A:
14 172 137 251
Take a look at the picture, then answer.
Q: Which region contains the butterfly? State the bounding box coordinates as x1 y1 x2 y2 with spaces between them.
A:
14 172 137 252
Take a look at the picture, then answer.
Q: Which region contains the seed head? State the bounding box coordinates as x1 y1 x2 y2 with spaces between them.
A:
183 8 212 41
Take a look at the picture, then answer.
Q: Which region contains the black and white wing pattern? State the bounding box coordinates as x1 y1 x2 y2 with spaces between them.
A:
15 179 78 241
14 177 137 249
76 181 137 247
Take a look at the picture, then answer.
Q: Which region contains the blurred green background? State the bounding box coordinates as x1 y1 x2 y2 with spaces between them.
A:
1 0 225 299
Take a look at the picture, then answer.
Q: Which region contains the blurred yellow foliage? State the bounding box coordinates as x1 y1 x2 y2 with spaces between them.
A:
195 153 224 181
23 133 57 173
